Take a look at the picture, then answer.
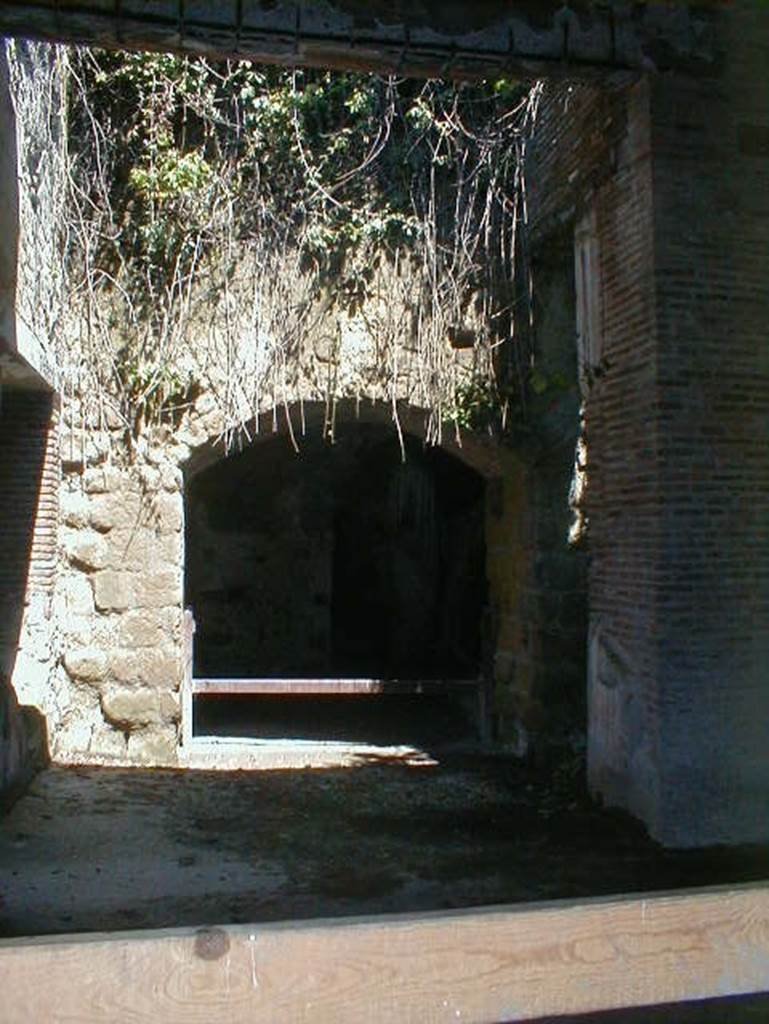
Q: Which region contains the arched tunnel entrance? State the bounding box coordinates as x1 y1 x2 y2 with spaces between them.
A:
184 421 488 747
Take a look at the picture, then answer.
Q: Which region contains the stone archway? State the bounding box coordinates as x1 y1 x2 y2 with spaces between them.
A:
184 414 489 683
3 0 768 844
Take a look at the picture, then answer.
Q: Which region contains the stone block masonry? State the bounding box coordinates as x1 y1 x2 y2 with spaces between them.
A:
53 405 190 766
56 482 183 761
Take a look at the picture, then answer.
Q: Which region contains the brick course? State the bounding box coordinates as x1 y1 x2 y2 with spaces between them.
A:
0 388 58 796
528 3 769 845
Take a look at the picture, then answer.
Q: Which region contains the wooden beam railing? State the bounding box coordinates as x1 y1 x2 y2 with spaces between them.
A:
181 609 492 743
191 677 481 696
1 884 767 1023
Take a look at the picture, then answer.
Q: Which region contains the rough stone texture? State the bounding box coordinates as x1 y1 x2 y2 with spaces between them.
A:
47 438 187 765
92 570 134 613
125 727 178 766
109 647 180 689
117 609 181 650
1 42 60 391
62 648 108 686
60 571 94 617
60 490 91 529
62 530 109 571
87 490 142 532
82 466 125 495
133 569 183 611
2 2 765 848
0 43 18 351
109 529 181 572
100 686 178 731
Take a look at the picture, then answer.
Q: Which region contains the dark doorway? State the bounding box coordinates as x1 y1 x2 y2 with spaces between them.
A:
331 432 486 679
184 423 487 682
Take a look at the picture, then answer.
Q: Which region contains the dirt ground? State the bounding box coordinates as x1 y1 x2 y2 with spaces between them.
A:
1 750 766 939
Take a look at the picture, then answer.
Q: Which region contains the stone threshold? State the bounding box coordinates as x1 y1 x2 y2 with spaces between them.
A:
178 735 439 771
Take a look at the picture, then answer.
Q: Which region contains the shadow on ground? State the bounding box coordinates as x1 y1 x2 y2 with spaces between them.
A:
1 752 766 938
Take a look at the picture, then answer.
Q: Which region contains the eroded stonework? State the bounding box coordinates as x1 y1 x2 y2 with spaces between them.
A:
52 404 200 765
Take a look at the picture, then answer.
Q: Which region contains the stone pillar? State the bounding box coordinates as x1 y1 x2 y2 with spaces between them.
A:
588 1 769 846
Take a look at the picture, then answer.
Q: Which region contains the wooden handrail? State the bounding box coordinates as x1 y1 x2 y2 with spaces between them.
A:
181 609 491 741
2 884 767 1023
191 677 481 696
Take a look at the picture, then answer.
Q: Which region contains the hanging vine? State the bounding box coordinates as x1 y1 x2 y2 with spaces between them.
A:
10 41 543 453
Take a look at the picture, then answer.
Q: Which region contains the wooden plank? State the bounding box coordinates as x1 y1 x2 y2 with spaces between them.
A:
1 885 767 1023
191 677 480 696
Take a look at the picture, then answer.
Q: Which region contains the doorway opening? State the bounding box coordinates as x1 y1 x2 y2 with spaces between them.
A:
184 421 488 750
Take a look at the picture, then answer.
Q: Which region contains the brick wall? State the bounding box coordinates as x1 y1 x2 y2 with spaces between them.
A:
639 3 769 844
0 389 59 669
528 80 627 244
581 79 663 831
0 388 57 797
530 1 769 845
492 81 631 754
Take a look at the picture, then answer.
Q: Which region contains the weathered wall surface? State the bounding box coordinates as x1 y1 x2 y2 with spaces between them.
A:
635 5 769 845
0 41 62 391
53 396 505 763
529 3 769 845
0 391 57 797
527 73 664 826
0 45 18 356
52 406 198 766
0 42 75 796
582 77 662 833
4 1 765 847
485 228 587 753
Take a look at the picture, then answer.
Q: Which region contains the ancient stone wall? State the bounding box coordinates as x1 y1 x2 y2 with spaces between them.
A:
52 403 204 765
0 45 18 354
4 57 595 770
0 40 63 390
52 392 517 763
525 72 664 817
580 77 662 830
0 41 65 800
483 227 587 754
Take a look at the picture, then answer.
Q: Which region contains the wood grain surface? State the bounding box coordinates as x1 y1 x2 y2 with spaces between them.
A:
2 884 767 1023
